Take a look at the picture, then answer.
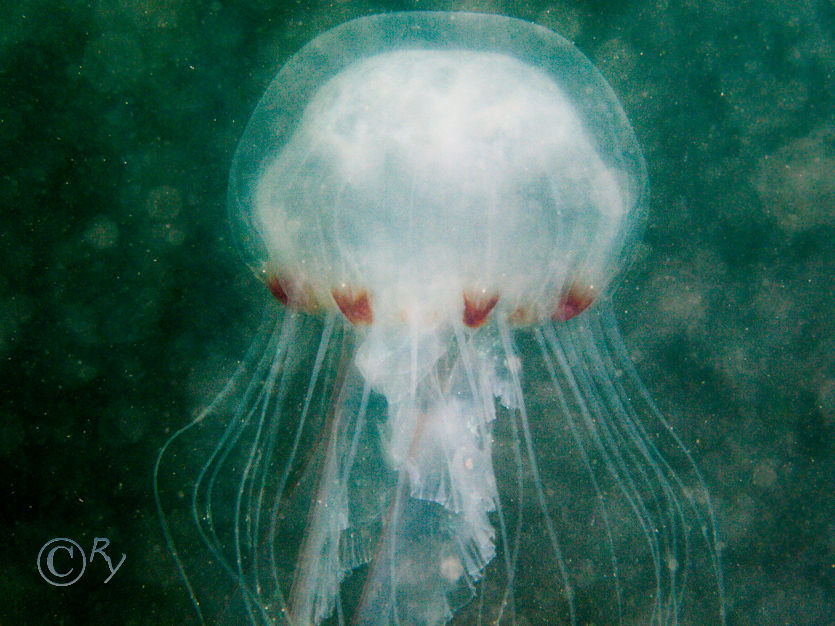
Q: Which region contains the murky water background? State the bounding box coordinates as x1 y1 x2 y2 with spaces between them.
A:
1 1 833 624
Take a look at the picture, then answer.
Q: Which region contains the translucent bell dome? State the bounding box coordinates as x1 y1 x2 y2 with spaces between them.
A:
229 12 647 328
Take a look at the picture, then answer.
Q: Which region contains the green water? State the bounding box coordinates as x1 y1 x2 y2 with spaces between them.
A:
1 1 833 624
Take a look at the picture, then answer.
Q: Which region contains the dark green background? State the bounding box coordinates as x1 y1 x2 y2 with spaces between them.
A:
1 0 833 624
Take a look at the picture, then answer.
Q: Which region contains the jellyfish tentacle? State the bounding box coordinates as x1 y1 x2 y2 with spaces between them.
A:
155 311 304 625
266 314 338 599
547 320 669 621
496 317 578 626
571 318 689 622
534 305 726 626
154 316 279 626
188 312 302 626
534 325 625 626
595 306 727 624
290 367 373 625
231 314 303 625
543 318 677 622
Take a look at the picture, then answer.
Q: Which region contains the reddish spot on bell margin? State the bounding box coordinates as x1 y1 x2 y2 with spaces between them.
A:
267 275 289 305
332 287 373 326
463 291 500 328
266 275 317 312
553 284 595 321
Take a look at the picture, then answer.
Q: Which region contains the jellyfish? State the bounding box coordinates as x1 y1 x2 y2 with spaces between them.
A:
156 12 726 626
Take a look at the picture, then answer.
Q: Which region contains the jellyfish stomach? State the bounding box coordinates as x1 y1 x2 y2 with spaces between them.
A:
352 401 499 626
350 326 506 626
288 325 508 626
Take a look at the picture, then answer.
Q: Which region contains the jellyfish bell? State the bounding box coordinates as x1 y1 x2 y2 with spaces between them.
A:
232 15 645 331
157 11 725 626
